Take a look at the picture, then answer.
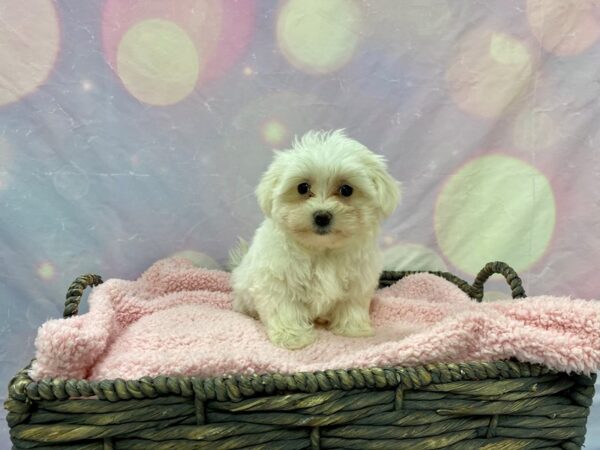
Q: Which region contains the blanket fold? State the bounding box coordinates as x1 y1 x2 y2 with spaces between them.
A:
30 257 600 381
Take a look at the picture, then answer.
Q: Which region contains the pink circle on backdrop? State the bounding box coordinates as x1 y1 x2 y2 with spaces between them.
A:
0 0 61 107
203 0 257 84
527 0 600 56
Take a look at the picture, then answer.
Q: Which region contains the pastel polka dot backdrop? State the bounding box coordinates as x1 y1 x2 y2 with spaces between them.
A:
0 1 61 106
526 0 600 56
435 154 556 274
116 19 202 105
276 0 363 74
1 0 600 443
0 138 11 190
446 28 536 118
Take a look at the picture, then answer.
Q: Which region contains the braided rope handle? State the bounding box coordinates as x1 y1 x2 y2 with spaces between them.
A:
63 274 103 318
61 262 523 318
472 261 525 300
380 261 525 302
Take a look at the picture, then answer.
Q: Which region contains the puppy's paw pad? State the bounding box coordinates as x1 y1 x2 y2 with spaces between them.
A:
269 329 316 350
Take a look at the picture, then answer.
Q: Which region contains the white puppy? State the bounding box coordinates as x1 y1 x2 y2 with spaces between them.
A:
231 130 400 349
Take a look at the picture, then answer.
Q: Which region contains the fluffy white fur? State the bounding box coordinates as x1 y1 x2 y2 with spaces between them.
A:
231 130 400 349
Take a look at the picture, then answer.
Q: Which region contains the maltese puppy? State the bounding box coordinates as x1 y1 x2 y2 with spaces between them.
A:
231 130 400 349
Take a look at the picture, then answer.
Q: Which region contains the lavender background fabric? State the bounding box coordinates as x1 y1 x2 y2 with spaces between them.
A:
1 0 600 447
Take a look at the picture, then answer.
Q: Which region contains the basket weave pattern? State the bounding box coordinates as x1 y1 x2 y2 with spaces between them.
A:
5 262 596 449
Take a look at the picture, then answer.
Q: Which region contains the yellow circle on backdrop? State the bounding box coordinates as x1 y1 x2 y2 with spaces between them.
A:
435 155 555 275
37 262 56 281
277 0 362 74
0 0 60 106
117 19 201 106
261 119 288 146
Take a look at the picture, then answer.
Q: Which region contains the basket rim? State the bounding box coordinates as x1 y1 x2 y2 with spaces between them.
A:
9 359 581 406
6 361 596 449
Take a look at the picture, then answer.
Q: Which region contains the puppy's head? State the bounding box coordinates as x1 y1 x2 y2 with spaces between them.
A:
256 130 400 249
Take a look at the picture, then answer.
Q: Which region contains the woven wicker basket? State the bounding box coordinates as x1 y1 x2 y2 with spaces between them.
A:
5 261 596 449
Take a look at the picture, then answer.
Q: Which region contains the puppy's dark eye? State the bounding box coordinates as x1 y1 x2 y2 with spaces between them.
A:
297 182 310 195
339 184 353 197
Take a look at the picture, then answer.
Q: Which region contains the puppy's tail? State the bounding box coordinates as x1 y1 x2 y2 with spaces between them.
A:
228 237 249 271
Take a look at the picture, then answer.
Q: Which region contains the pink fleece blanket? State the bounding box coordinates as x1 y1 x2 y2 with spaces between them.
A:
31 257 600 381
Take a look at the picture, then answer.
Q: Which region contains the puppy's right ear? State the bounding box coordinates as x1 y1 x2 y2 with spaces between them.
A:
255 157 280 218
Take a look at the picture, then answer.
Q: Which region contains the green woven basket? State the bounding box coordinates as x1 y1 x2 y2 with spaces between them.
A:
5 261 596 449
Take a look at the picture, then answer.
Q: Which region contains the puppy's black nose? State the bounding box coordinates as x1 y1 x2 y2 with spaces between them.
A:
313 211 332 227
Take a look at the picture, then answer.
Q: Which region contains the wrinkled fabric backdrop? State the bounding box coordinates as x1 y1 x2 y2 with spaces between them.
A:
1 0 600 446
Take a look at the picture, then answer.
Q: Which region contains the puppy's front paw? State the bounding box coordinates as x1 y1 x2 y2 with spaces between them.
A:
268 327 316 350
330 321 374 338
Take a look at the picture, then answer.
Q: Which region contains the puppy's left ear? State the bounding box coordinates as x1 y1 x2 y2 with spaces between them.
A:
370 157 401 218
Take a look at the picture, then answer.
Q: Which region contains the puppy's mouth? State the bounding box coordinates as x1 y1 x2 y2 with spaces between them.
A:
295 226 334 236
313 226 331 235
